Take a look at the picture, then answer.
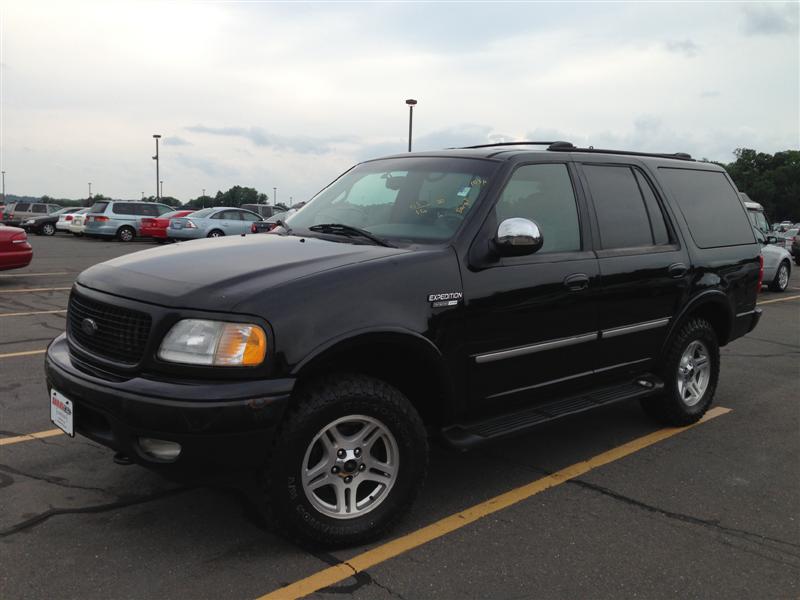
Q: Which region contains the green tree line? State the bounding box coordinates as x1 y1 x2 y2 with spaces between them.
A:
719 148 799 223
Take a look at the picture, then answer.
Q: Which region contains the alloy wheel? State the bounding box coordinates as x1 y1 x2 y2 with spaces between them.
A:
301 414 399 520
676 340 711 407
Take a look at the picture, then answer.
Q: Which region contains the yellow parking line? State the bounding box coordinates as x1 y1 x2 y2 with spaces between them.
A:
258 406 732 600
0 349 47 359
0 309 66 318
758 294 800 306
0 271 71 278
0 287 71 293
0 429 63 446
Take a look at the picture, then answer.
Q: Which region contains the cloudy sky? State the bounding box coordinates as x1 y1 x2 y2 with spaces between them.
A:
2 1 798 203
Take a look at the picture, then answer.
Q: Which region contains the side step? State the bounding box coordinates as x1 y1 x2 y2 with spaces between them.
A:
441 376 664 449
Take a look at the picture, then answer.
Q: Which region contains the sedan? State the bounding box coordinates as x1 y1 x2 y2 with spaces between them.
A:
21 207 83 236
757 228 793 292
69 212 89 236
57 207 89 232
0 225 33 271
139 209 195 242
167 207 262 240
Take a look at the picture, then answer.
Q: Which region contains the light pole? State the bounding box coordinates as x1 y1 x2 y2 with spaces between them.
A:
273 187 277 206
88 182 92 199
2 171 5 204
141 192 145 200
152 134 161 199
160 180 163 199
405 99 417 152
202 188 206 207
289 196 293 207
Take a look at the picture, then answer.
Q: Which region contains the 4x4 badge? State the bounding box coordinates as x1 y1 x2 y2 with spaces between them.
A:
428 292 463 307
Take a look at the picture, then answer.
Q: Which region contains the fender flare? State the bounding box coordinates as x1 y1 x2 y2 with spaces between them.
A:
660 290 734 356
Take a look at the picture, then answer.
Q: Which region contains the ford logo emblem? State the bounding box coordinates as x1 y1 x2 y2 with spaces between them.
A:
81 318 99 336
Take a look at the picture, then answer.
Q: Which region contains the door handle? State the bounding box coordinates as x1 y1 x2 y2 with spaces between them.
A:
669 263 689 278
564 273 590 291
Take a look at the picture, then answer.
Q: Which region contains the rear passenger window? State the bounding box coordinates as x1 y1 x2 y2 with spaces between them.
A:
659 168 755 248
112 203 134 215
583 165 653 249
32 204 48 213
633 170 670 245
15 203 30 211
495 164 581 254
139 204 160 217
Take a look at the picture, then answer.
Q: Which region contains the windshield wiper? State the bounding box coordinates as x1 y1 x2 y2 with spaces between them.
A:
307 223 395 247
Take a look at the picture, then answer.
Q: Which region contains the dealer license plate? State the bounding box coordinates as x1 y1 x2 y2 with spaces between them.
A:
50 389 74 437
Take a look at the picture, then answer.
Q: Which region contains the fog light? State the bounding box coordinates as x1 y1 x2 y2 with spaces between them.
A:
138 437 182 461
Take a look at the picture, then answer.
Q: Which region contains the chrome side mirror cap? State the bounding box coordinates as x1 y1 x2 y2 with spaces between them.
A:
494 218 543 257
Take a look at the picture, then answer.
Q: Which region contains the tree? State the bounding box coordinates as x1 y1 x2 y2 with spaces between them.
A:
724 149 800 222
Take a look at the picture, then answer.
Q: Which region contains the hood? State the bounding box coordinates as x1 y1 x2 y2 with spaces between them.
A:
77 234 409 311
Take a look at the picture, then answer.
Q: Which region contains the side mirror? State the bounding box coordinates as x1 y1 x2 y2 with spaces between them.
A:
493 218 543 257
766 235 778 245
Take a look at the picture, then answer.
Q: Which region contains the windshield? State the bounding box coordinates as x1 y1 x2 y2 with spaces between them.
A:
286 157 497 243
747 209 769 234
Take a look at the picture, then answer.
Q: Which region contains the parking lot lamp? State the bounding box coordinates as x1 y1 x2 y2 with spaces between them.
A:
405 99 417 152
152 134 161 199
88 182 92 199
273 187 277 206
160 180 163 199
1 171 4 204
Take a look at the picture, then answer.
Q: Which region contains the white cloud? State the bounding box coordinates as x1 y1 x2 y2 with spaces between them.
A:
1 1 797 202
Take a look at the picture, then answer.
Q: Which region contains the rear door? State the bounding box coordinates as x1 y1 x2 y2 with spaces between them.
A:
213 210 241 233
238 210 261 233
578 161 690 373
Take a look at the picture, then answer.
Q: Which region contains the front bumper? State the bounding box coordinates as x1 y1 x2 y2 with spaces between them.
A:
45 333 294 468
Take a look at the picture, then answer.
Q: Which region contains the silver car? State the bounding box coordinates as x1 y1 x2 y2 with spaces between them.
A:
755 228 792 292
167 207 262 240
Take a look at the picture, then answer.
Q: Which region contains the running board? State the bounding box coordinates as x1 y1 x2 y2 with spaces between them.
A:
441 377 664 449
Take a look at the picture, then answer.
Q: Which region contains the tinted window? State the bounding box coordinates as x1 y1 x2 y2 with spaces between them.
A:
32 204 48 213
112 203 136 215
633 170 670 245
139 204 161 217
495 163 581 253
584 165 652 249
217 210 241 220
239 211 261 222
89 202 109 214
15 203 30 212
659 168 755 248
47 205 61 213
156 204 173 215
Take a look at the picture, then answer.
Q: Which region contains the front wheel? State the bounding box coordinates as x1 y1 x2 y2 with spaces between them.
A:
769 260 790 292
263 374 428 548
641 318 719 426
207 229 224 238
41 223 56 236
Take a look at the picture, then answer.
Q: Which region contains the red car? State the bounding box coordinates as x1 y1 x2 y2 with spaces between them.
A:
0 225 33 270
139 209 194 242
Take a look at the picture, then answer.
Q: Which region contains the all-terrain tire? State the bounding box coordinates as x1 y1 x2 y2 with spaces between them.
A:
641 318 720 426
263 373 428 548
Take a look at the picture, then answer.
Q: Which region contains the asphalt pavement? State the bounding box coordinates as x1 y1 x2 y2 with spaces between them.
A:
1 233 798 599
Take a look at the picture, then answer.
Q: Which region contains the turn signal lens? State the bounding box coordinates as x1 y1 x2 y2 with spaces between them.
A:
215 323 267 366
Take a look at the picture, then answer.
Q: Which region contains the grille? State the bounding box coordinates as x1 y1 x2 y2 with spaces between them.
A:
68 292 152 364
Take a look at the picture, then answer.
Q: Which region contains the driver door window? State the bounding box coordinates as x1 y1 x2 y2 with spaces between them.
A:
495 164 581 254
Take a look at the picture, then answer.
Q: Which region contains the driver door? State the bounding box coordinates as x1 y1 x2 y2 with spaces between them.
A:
461 162 600 418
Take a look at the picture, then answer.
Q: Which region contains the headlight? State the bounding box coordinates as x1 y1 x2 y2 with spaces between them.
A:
158 319 267 366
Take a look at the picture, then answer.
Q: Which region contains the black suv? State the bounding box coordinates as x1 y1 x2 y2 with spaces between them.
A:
46 142 762 547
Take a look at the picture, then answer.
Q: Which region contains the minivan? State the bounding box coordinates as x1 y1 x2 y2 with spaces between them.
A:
83 200 173 241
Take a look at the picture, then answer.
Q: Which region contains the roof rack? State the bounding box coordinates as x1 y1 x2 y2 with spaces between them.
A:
546 142 694 161
456 141 566 150
455 140 693 161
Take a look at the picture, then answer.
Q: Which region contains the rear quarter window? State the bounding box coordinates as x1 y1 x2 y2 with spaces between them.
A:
112 203 136 215
89 202 109 214
658 168 755 248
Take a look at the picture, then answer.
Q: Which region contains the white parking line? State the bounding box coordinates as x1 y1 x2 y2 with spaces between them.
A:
0 309 67 318
0 272 72 278
0 287 71 293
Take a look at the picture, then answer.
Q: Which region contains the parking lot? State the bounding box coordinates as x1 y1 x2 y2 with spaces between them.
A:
1 234 798 599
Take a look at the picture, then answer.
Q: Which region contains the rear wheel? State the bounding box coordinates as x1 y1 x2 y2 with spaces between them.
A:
768 260 790 292
41 223 56 236
207 229 224 238
263 374 428 548
641 318 719 425
117 226 135 242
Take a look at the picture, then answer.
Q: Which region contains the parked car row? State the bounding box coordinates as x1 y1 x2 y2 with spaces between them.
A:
0 225 33 271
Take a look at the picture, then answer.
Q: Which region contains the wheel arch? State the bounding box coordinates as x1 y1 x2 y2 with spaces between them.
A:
661 291 734 356
292 329 454 428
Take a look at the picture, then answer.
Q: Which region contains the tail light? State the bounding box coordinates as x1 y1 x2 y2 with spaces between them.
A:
11 231 31 249
185 220 197 229
251 223 258 233
91 215 109 222
65 215 74 221
757 254 764 292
